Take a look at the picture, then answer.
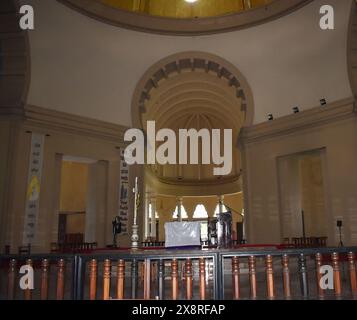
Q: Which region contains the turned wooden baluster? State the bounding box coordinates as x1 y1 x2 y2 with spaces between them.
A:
24 259 33 300
56 259 65 300
7 259 16 300
103 259 111 300
117 259 125 300
281 255 291 299
40 259 50 300
143 259 151 300
315 253 324 298
171 259 178 300
248 256 257 299
348 252 357 296
232 256 240 300
89 259 97 300
331 253 342 297
199 258 206 300
266 255 275 299
185 259 193 300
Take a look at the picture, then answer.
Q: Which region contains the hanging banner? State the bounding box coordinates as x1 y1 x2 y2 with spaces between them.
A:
23 133 45 245
118 149 129 234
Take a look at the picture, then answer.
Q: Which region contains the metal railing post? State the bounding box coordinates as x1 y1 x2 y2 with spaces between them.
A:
72 255 85 300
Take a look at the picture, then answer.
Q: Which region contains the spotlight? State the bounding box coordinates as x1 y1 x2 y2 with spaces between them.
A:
268 114 274 121
293 107 299 114
320 98 327 106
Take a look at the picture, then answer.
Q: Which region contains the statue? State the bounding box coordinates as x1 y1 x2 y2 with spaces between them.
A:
112 216 122 247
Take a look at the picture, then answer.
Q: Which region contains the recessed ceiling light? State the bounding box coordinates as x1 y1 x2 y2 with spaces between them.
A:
185 0 198 3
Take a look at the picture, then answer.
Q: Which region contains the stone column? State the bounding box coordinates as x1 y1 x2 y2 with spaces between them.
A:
145 193 150 240
150 196 157 240
177 197 183 222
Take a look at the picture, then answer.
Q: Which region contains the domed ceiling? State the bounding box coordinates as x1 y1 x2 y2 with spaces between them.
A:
102 0 274 19
59 0 312 34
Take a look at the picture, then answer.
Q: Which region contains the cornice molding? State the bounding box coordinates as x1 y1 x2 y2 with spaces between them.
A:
240 97 357 144
22 104 129 145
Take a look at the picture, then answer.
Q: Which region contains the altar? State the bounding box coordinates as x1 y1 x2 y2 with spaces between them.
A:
164 221 201 248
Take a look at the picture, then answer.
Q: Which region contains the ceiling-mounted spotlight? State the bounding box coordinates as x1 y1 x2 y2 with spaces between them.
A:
268 114 274 121
293 107 300 114
320 98 327 106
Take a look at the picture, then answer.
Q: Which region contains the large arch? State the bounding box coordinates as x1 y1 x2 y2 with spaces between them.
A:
131 51 254 196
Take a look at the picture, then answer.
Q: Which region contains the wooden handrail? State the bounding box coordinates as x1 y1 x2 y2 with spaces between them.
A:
1 246 357 300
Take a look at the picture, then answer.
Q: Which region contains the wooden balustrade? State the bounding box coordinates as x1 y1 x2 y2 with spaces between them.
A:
348 252 357 295
199 258 206 300
266 255 275 299
331 253 342 297
185 259 193 300
282 254 291 299
89 259 97 300
117 259 125 299
103 259 111 300
7 259 16 300
24 259 33 300
315 253 324 298
171 259 178 300
248 256 257 299
1 246 357 300
40 259 50 300
232 256 240 300
56 259 65 300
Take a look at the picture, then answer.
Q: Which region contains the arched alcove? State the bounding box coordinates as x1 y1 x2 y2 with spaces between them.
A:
131 52 254 196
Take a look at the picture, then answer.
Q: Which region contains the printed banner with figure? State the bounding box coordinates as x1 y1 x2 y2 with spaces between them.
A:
23 133 45 245
118 149 129 234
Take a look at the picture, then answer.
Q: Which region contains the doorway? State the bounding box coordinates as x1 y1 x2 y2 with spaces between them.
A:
58 159 89 244
278 149 328 241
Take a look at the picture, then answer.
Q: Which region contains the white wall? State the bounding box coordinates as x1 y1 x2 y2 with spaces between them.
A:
24 0 353 126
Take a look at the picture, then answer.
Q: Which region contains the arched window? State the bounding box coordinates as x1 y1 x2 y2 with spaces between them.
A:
172 205 188 219
193 204 208 219
149 203 159 219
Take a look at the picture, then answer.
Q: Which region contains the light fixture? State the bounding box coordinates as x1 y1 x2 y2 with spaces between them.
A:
185 0 198 3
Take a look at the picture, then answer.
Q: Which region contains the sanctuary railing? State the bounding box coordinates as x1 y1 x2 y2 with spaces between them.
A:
0 246 356 300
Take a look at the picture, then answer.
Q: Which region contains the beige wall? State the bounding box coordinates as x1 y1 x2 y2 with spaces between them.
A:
60 161 88 212
241 98 357 246
22 0 352 126
0 106 130 253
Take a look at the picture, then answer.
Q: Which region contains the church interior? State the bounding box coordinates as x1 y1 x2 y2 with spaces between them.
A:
0 0 357 301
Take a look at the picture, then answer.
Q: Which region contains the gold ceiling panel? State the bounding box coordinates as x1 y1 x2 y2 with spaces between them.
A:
101 0 275 19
